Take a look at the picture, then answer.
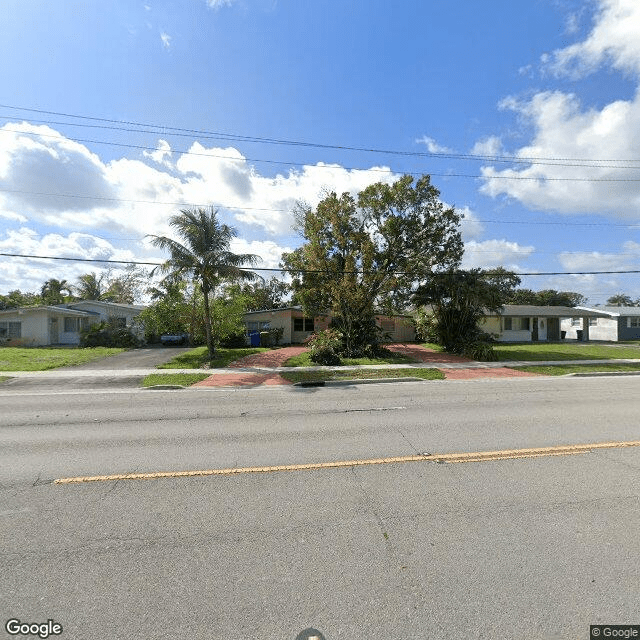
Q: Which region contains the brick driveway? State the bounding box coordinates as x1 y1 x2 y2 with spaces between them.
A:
386 343 473 363
227 346 308 368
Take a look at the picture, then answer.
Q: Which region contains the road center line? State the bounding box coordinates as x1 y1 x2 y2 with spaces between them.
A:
53 439 640 485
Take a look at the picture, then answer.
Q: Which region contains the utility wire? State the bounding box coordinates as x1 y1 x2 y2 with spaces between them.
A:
2 102 640 165
3 125 640 183
1 252 640 277
2 186 639 228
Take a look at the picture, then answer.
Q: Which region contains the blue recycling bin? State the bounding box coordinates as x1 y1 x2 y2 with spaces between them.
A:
249 330 261 346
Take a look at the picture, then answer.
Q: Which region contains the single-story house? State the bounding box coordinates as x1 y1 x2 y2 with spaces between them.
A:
0 300 145 346
561 306 640 342
480 305 613 342
242 306 416 344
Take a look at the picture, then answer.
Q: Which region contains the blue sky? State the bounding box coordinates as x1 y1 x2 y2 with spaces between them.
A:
1 0 639 304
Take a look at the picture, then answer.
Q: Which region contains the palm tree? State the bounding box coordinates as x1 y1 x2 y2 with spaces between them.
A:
74 273 105 301
148 207 262 357
41 278 72 305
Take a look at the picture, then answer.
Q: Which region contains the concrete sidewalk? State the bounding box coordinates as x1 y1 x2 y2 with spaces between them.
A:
3 358 640 378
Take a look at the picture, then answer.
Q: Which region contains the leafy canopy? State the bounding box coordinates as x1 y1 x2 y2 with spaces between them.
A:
281 175 463 356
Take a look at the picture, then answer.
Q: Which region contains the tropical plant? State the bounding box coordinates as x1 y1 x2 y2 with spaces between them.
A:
148 207 262 356
282 174 463 357
40 279 72 305
74 272 106 300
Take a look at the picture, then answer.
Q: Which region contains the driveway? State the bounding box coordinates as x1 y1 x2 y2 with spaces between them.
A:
56 345 195 371
386 343 473 363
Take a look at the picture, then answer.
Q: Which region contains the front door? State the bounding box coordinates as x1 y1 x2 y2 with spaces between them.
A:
49 318 58 345
532 318 539 341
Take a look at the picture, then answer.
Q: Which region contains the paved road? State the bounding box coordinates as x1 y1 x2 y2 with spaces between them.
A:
1 377 639 639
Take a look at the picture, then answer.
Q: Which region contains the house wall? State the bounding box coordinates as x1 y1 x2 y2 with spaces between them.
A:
480 316 532 342
0 310 48 346
68 302 144 338
561 317 619 341
619 316 640 340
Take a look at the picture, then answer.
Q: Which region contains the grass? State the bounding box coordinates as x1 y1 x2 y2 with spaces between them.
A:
280 368 444 383
141 373 210 387
0 376 10 383
420 342 445 352
493 342 640 362
0 346 125 371
283 350 418 367
512 363 640 376
157 346 270 369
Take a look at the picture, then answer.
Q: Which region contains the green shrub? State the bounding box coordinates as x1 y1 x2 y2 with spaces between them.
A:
305 328 343 365
220 332 248 348
462 339 498 361
268 326 284 346
80 322 141 348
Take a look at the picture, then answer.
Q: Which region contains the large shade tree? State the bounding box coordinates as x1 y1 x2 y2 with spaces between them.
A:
149 207 262 356
282 175 463 356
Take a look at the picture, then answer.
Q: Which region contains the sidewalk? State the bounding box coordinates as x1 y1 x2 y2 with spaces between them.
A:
4 358 640 378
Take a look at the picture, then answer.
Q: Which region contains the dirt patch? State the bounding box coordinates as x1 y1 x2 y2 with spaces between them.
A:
193 373 292 387
227 346 308 368
386 343 473 364
442 367 542 380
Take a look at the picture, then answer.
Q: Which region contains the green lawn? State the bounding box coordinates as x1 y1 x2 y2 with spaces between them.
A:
280 367 444 383
157 346 270 369
512 363 640 376
420 342 445 352
493 342 640 362
0 376 10 383
141 373 210 387
283 350 418 367
0 347 125 371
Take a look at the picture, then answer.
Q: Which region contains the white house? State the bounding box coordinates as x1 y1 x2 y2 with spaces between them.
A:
561 306 640 342
0 300 145 346
480 305 611 342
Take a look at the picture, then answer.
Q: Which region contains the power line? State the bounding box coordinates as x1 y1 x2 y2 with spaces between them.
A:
2 186 639 229
4 125 640 183
3 102 640 166
2 252 640 276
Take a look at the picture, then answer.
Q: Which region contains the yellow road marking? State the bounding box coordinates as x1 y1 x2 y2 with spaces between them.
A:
54 440 640 484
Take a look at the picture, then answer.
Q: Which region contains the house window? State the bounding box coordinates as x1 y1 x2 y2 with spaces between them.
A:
381 320 395 332
629 317 640 328
247 322 259 331
64 317 80 332
589 318 598 326
504 317 529 331
293 318 314 332
571 318 581 327
0 321 21 338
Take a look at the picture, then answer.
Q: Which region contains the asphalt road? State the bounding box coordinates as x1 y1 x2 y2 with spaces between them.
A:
1 377 639 639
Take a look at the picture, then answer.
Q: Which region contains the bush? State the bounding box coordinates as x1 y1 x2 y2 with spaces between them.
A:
80 322 141 348
220 332 248 348
414 309 439 343
268 326 284 346
305 328 343 365
462 339 498 361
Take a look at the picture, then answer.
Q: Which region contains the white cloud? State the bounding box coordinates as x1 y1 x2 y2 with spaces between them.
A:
478 1 640 221
558 240 640 271
462 239 535 270
479 90 640 219
0 228 136 294
230 238 293 272
547 0 640 78
206 0 236 8
416 135 452 154
143 139 173 166
470 135 504 158
160 32 172 50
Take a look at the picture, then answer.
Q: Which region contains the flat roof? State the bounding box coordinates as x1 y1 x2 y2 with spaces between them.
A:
491 305 612 318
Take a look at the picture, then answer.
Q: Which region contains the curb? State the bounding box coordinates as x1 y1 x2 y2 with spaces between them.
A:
566 371 640 378
141 384 187 390
294 377 426 387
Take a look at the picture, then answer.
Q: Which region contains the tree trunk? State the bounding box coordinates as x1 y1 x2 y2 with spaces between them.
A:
201 283 215 358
